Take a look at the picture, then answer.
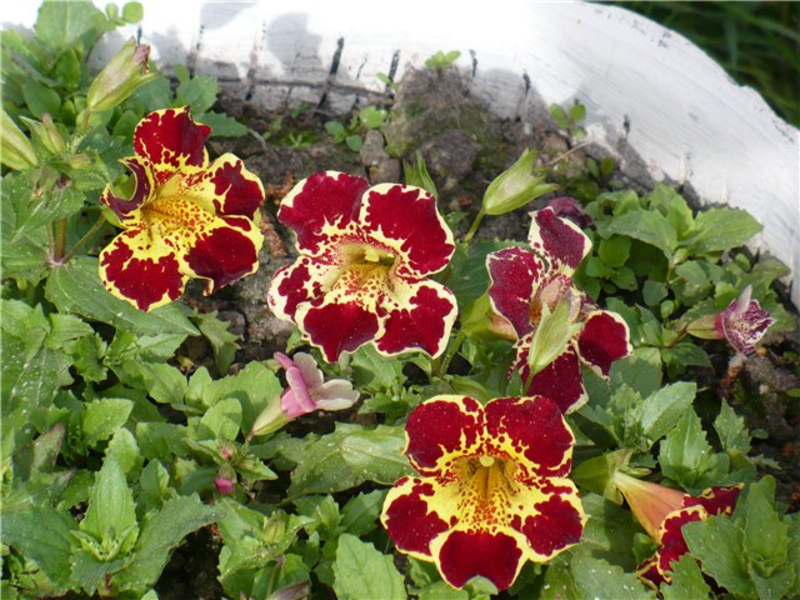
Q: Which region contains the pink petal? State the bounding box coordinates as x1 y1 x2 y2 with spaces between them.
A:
292 352 325 389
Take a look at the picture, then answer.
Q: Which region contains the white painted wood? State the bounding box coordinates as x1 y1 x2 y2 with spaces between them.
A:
4 0 798 304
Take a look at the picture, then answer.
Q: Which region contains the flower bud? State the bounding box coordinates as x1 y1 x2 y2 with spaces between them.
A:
86 39 156 113
20 114 66 155
1 109 39 170
214 464 237 495
248 394 290 439
482 149 559 216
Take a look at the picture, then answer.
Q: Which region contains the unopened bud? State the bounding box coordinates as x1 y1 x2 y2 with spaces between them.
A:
1 109 39 170
86 39 156 113
20 114 66 155
686 313 720 341
482 149 559 216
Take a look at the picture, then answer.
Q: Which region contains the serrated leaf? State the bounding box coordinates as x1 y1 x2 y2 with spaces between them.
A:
605 209 677 258
333 534 406 600
136 363 188 406
34 0 109 53
741 479 789 578
106 428 143 477
610 347 662 400
579 492 642 570
45 256 198 337
658 409 728 491
660 554 711 600
195 111 248 137
82 398 133 448
634 382 696 446
688 207 762 254
192 310 240 373
714 400 751 455
570 551 655 599
114 495 223 592
340 490 386 537
198 397 242 441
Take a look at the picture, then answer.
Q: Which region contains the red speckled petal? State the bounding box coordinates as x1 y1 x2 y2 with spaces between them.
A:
375 280 458 358
195 153 265 219
637 555 665 590
487 246 541 338
684 485 742 516
577 310 632 376
294 295 383 363
268 254 341 321
484 396 575 478
433 529 526 591
133 107 210 184
101 156 155 221
404 396 485 476
278 171 370 255
528 207 591 273
381 477 452 560
653 506 706 581
510 491 585 560
183 215 263 295
359 183 455 277
99 227 187 312
514 343 587 414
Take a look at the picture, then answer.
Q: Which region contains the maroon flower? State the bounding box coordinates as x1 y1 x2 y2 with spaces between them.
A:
268 171 457 362
715 286 774 355
547 196 593 227
486 208 631 413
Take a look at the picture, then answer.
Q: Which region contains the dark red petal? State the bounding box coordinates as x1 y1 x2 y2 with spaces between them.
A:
486 246 540 338
637 555 666 589
101 157 153 220
185 220 260 294
298 299 381 362
100 231 185 311
515 495 584 557
529 207 589 270
405 397 484 474
210 158 264 219
516 346 586 415
376 282 457 358
485 397 574 476
133 107 210 180
577 311 631 376
269 259 316 320
436 530 524 591
361 184 455 277
685 486 742 516
382 478 450 557
278 171 370 254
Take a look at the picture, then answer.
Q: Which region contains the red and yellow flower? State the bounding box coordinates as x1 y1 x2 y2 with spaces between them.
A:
487 208 631 413
268 171 457 362
614 472 742 589
381 395 586 591
99 107 264 311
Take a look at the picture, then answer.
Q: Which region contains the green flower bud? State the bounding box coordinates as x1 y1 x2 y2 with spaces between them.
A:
482 148 559 216
86 39 157 113
20 114 66 155
1 109 39 170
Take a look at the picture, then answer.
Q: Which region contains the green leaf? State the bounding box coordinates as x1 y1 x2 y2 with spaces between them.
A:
34 0 110 53
683 516 754 597
445 240 517 308
2 506 78 590
359 106 387 130
610 347 662 399
192 311 240 373
82 398 133 449
572 451 630 505
579 492 644 571
658 409 728 491
688 207 762 254
176 73 219 115
715 400 752 455
340 490 387 537
137 363 188 406
598 235 631 268
605 209 678 258
333 534 406 600
195 111 248 137
570 551 656 599
114 495 223 592
106 427 143 477
345 134 362 152
660 554 711 600
198 397 242 441
741 478 789 578
45 257 198 336
121 1 144 24
633 382 696 446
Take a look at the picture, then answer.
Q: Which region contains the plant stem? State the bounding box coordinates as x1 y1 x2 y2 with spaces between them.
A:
463 208 486 244
58 213 106 264
338 352 352 378
52 218 69 264
437 331 466 378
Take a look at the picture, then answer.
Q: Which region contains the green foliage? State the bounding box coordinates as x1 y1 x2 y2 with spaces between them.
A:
425 50 461 70
333 534 406 600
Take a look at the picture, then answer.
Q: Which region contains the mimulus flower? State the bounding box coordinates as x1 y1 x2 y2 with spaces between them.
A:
99 107 265 311
486 208 631 413
268 171 458 362
614 472 741 589
381 395 585 591
248 352 359 438
716 286 774 355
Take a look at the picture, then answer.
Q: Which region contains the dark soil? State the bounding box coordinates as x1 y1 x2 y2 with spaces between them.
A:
174 66 800 597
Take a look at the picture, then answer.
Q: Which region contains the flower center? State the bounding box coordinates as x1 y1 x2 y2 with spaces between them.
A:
455 455 519 528
341 243 396 269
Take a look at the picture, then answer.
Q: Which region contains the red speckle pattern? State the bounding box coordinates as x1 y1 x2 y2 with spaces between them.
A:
299 300 381 363
517 495 584 557
485 397 573 476
530 208 588 270
362 185 454 276
515 346 586 415
102 157 152 220
211 159 263 219
100 233 184 311
133 107 210 180
487 246 540 338
437 530 524 591
279 171 369 254
382 479 450 557
271 260 314 319
376 284 457 356
577 311 631 375
405 397 483 474
185 224 259 293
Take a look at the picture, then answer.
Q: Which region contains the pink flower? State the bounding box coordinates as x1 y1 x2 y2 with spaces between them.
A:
248 352 359 438
715 286 774 355
214 476 235 495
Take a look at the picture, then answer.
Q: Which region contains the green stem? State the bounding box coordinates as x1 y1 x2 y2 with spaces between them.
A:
338 352 352 379
52 218 69 264
463 208 486 244
59 213 106 264
437 331 466 378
